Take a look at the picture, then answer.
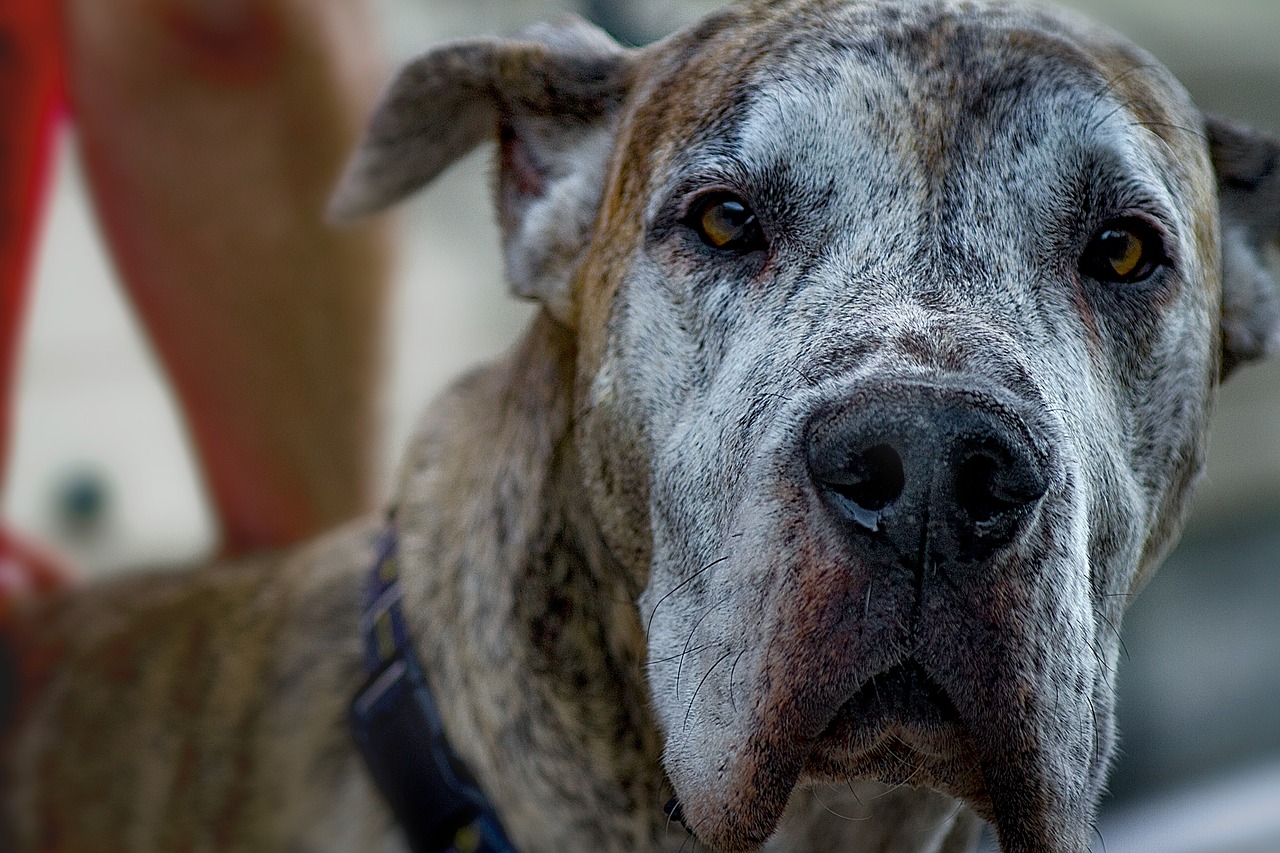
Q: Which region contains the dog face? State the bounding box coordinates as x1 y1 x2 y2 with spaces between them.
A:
332 1 1280 850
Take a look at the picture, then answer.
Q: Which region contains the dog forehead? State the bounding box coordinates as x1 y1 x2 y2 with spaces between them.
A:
623 0 1202 185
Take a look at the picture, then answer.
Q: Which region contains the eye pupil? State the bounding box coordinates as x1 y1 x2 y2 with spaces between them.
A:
692 195 762 251
1081 219 1162 284
1100 230 1142 275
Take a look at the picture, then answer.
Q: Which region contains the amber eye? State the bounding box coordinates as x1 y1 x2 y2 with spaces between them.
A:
688 193 765 252
1080 219 1164 284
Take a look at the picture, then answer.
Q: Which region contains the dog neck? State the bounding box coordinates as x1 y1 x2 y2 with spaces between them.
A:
388 313 672 850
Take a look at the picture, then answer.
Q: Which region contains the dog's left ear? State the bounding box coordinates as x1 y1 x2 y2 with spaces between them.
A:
328 16 634 325
1209 115 1280 377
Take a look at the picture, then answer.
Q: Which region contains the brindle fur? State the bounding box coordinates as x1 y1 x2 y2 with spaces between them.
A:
4 2 1280 851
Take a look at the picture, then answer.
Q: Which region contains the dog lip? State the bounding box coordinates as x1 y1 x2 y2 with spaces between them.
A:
821 660 961 738
803 660 990 803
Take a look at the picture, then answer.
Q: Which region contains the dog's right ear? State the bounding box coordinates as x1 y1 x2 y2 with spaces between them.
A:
329 16 634 324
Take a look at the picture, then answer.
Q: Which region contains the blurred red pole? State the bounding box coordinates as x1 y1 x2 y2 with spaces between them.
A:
0 2 71 602
1 0 66 492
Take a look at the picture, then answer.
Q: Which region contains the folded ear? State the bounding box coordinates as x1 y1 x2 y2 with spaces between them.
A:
329 16 634 324
1208 115 1280 377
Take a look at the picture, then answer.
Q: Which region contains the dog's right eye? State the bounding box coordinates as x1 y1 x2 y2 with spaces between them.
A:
686 193 765 253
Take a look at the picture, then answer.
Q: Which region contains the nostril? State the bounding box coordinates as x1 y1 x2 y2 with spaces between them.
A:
954 447 1046 524
954 453 1005 524
824 444 905 513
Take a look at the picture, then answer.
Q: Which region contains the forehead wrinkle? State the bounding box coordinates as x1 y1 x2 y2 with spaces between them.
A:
1079 124 1185 240
745 2 1200 181
743 76 908 212
760 36 1196 243
643 149 754 226
638 0 1209 198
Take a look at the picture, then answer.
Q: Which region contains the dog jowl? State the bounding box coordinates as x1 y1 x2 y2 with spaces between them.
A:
5 1 1279 852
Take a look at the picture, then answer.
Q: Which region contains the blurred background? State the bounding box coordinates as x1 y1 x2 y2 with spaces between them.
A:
3 0 1278 850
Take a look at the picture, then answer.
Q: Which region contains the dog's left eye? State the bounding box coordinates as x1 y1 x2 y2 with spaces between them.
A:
687 193 765 253
1079 218 1166 284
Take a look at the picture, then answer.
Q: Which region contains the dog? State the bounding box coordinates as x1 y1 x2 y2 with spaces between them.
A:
4 0 1279 850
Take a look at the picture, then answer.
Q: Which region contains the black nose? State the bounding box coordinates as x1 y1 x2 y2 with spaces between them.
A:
806 385 1049 565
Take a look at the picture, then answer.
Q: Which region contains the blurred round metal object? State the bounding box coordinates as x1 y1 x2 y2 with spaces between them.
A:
51 464 113 539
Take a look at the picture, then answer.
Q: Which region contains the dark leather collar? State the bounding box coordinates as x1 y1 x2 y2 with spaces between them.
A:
350 520 518 853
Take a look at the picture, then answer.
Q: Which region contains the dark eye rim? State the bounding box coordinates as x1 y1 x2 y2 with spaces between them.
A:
681 189 768 254
1078 214 1171 285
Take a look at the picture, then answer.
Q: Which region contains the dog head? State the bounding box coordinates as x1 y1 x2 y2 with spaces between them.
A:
332 1 1280 850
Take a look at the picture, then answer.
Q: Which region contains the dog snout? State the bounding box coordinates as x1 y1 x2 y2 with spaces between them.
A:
806 383 1050 566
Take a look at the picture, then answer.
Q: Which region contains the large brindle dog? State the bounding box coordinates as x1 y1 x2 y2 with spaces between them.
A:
4 1 1280 851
